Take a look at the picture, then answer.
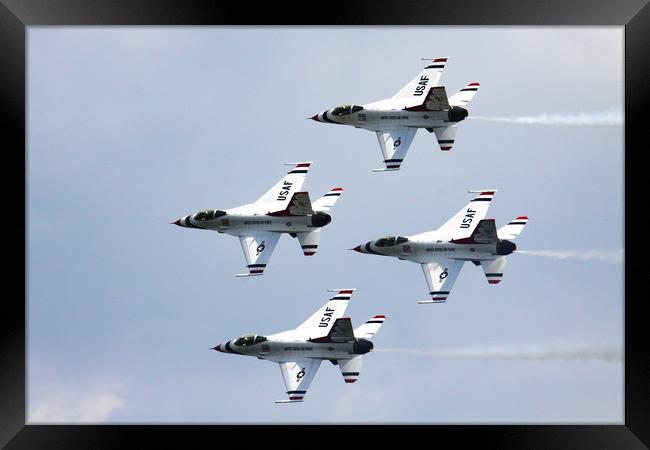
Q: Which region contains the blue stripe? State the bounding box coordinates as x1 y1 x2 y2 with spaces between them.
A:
364 242 382 255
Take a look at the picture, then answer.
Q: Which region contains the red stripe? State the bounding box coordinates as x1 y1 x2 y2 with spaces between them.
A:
480 191 495 195
289 396 303 400
331 187 343 192
440 146 452 151
304 251 315 256
433 58 447 62
432 297 447 300
468 82 480 86
295 163 311 168
516 216 528 220
250 269 264 274
374 315 386 319
488 280 500 284
387 165 400 168
339 289 354 294
345 379 357 383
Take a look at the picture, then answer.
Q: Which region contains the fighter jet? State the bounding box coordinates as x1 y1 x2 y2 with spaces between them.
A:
213 288 386 403
173 162 343 276
352 190 528 303
311 57 479 171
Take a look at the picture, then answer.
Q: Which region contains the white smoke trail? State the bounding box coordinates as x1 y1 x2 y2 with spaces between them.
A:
470 109 622 127
516 249 623 264
376 344 621 363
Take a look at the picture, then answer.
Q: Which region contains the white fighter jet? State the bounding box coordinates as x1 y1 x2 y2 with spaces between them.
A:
213 288 386 403
311 57 479 171
173 162 343 276
352 190 528 303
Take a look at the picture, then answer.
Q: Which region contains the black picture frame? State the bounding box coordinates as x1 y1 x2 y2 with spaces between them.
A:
2 0 647 448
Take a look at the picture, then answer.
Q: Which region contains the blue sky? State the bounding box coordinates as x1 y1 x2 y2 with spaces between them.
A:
27 27 623 423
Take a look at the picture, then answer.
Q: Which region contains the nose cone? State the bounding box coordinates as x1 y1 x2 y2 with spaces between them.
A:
172 219 182 226
351 245 363 253
212 344 223 352
310 113 320 122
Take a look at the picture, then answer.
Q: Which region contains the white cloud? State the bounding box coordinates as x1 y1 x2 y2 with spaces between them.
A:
30 385 124 423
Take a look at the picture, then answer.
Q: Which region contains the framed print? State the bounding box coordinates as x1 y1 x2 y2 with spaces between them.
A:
2 0 648 447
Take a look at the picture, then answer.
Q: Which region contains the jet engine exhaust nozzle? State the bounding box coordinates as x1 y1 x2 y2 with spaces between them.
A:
311 211 332 227
353 338 374 355
448 106 469 122
496 240 517 256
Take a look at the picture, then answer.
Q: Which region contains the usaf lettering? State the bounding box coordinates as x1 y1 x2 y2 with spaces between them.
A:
277 180 293 201
318 307 335 327
460 208 476 229
413 75 430 96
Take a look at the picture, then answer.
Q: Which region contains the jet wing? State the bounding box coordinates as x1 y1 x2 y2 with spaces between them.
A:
373 127 418 172
418 259 465 304
276 359 322 403
393 57 449 99
255 162 312 209
295 289 355 333
236 231 281 277
433 190 496 239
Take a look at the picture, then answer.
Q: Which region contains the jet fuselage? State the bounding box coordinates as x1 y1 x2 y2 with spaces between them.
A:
214 332 373 363
174 204 331 236
354 236 516 264
312 100 468 132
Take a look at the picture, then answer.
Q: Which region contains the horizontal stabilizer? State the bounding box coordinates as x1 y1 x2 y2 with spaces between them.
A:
312 187 343 212
432 125 458 151
448 82 480 106
481 256 507 284
296 229 321 256
338 356 363 384
498 216 529 240
354 315 386 339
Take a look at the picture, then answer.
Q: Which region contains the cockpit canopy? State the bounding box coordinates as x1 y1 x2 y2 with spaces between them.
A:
194 209 227 221
331 104 364 116
374 236 409 247
233 334 268 347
